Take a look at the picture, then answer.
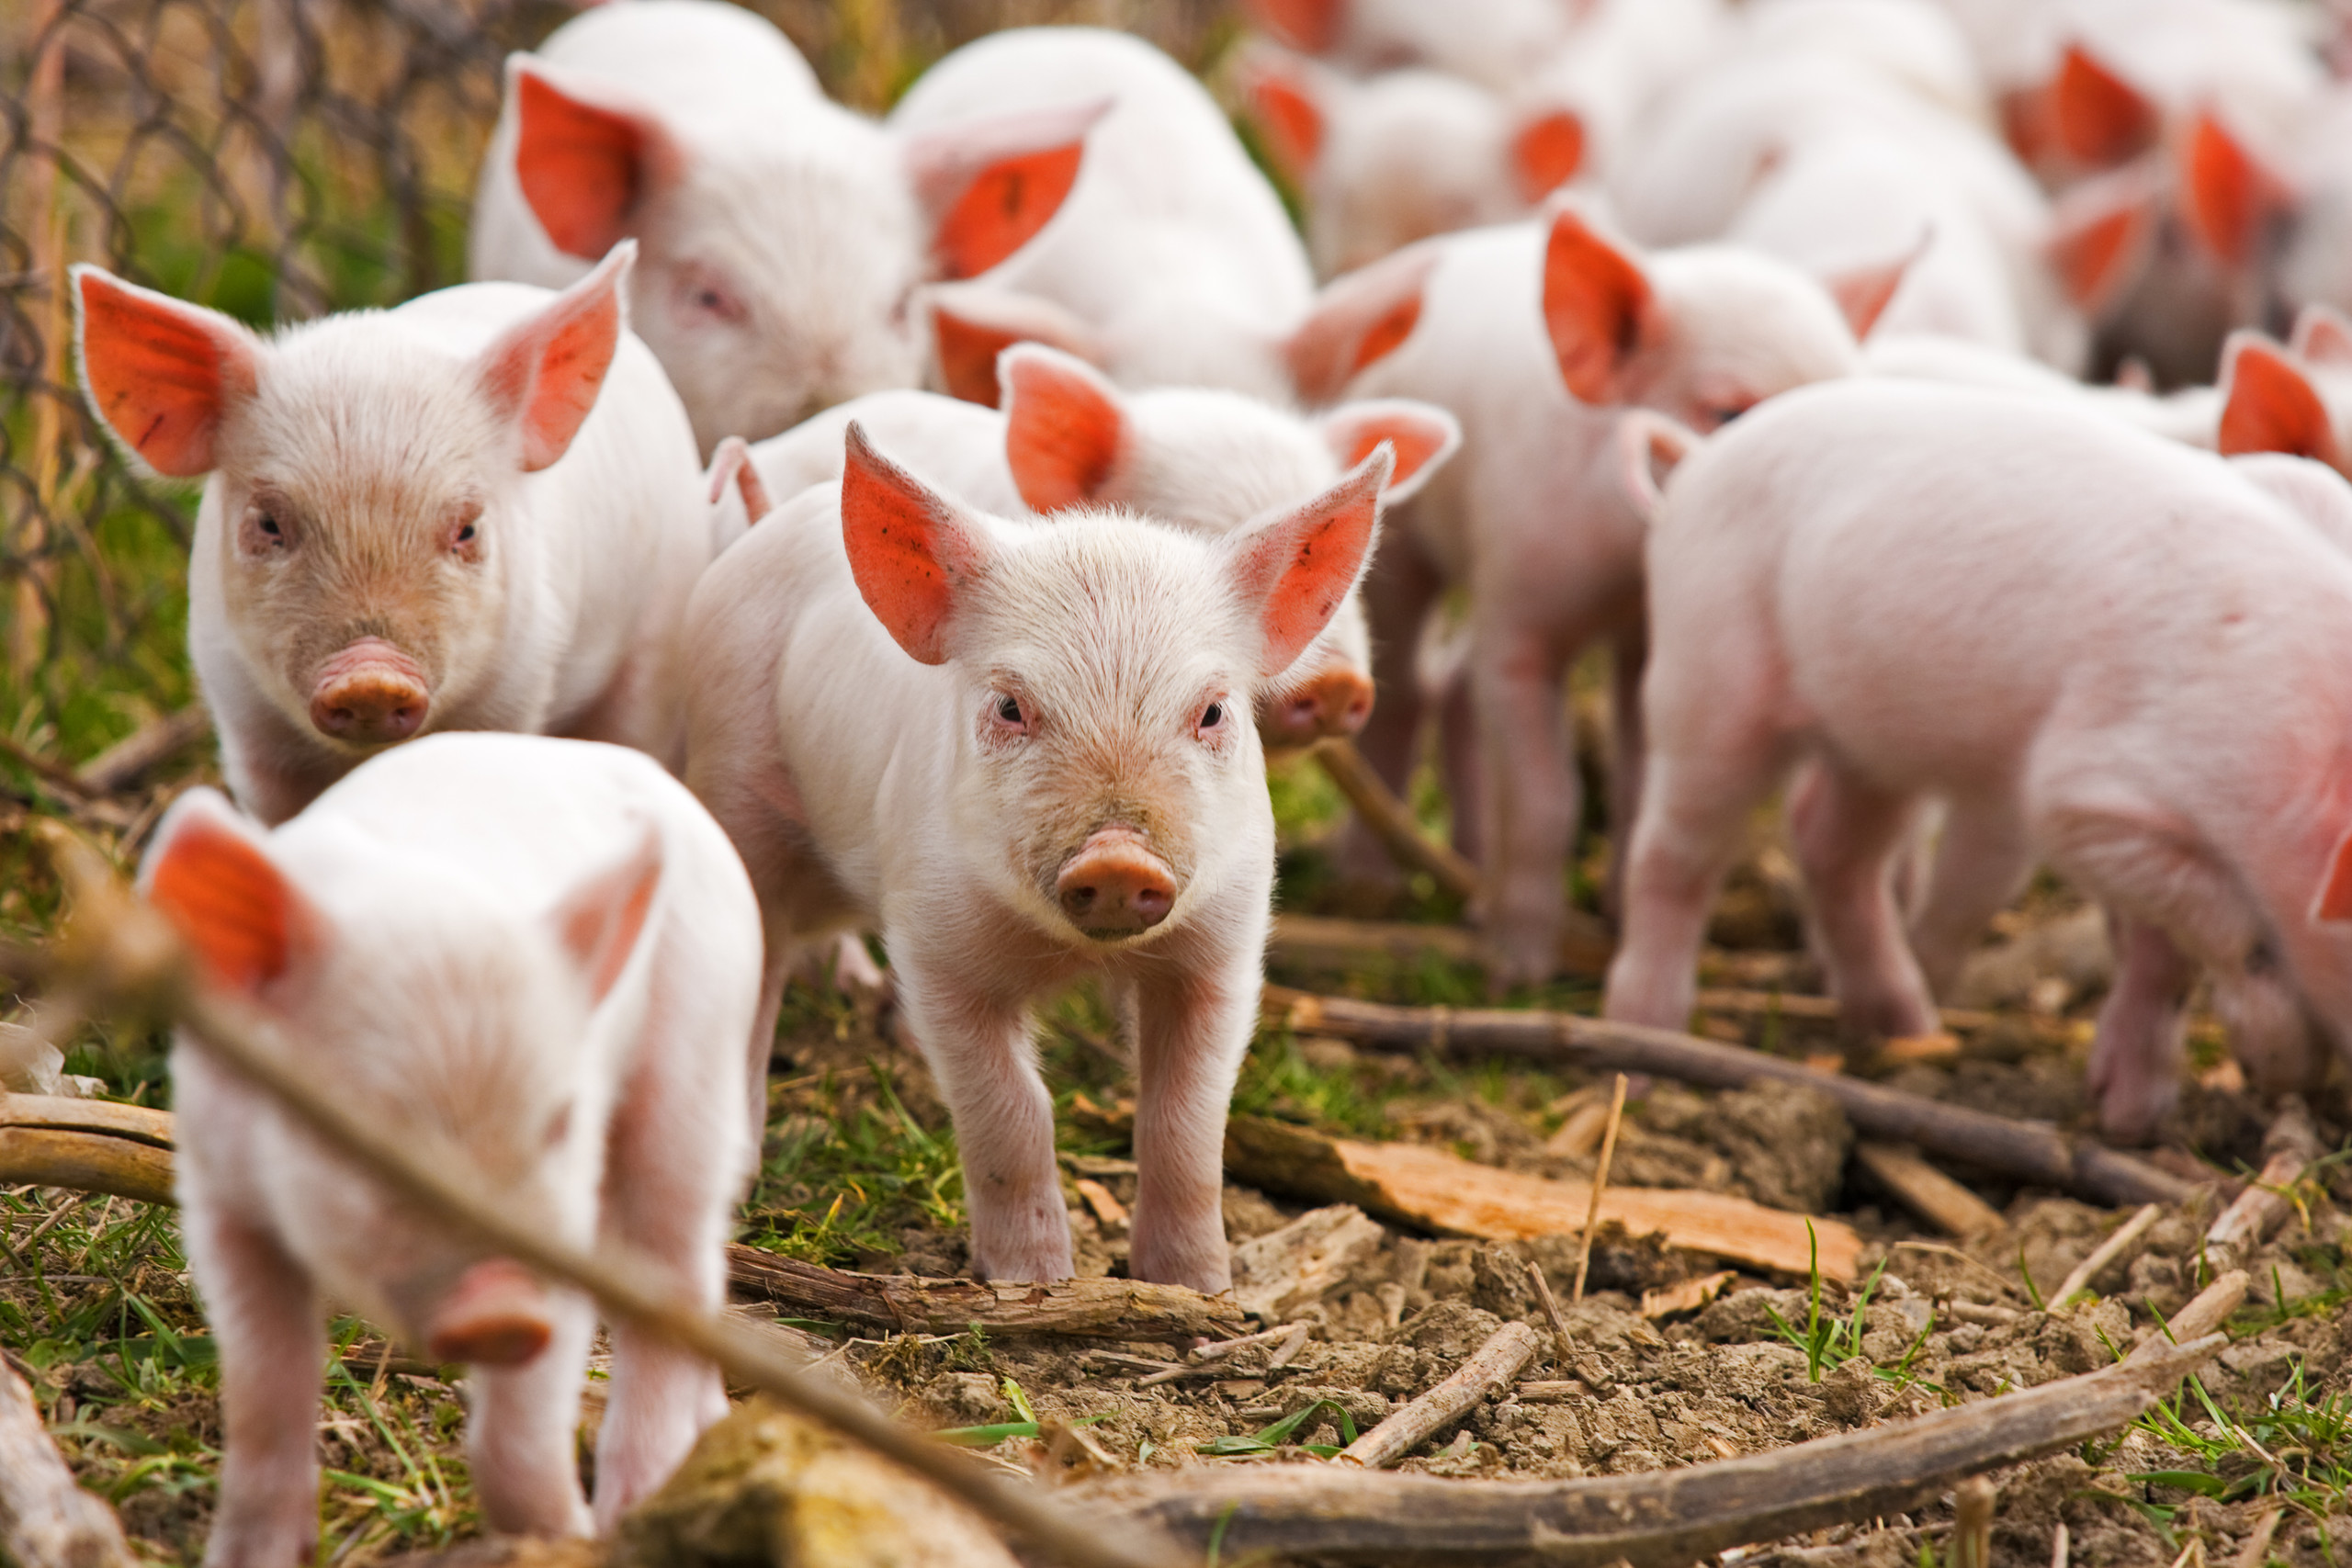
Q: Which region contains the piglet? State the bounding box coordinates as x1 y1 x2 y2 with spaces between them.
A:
144 733 760 1566
684 424 1389 1291
470 0 1105 452
1605 378 2352 1140
74 245 720 826
742 344 1458 748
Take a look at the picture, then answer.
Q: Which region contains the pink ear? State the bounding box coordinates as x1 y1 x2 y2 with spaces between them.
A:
2293 305 2352 368
73 266 259 478
1001 344 1129 513
905 99 1108 282
476 242 631 472
1820 232 1928 341
1244 0 1345 53
142 789 314 997
1284 243 1441 403
2218 335 2341 468
2046 169 2158 313
2318 823 2352 923
511 60 677 261
2181 111 2292 269
1226 446 1390 677
925 283 1105 408
2051 42 2158 167
1317 399 1459 502
840 421 996 665
1510 109 1584 204
548 823 662 1005
1542 205 1656 405
1239 51 1327 183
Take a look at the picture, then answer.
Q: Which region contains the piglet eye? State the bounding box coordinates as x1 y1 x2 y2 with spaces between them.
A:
258 513 282 538
1201 702 1225 728
997 695 1023 725
456 522 477 544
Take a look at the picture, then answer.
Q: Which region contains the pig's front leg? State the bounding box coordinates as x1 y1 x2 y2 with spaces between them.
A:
2086 917 2196 1143
899 959 1071 1282
1602 622 1647 920
1127 949 1257 1292
1471 622 1579 990
187 1209 324 1568
464 1292 595 1539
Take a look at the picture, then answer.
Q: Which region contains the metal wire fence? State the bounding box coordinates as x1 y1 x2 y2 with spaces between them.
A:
0 0 1229 773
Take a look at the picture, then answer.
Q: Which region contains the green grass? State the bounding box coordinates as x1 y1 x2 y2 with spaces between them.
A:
2132 1360 2352 1519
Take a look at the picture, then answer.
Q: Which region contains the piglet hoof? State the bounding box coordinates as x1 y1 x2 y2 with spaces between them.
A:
427 1258 553 1367
1057 829 1176 935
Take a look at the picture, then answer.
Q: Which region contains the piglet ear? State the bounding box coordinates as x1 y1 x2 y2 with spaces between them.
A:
73 265 260 479
1543 202 1658 405
2292 304 2352 368
904 98 1109 282
2045 165 2159 314
476 241 632 472
2218 333 2342 468
141 788 320 998
1224 445 1389 678
547 820 662 1006
1237 46 1329 184
509 58 682 262
1243 0 1346 54
1820 230 1929 342
841 421 997 665
1284 242 1442 403
2180 110 2294 270
1000 344 1130 513
2051 42 2158 167
1317 398 1460 503
1510 107 1585 204
924 282 1105 408
2315 822 2352 923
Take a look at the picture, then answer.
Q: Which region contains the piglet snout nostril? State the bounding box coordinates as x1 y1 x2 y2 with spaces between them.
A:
309 637 430 746
424 1258 550 1368
1057 830 1178 935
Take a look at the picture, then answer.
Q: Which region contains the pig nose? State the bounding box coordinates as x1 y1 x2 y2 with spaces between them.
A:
424 1258 550 1367
1268 668 1377 746
1057 830 1177 935
309 637 429 745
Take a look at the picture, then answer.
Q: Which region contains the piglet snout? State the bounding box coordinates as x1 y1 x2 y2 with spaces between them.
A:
1270 667 1376 746
424 1258 551 1367
1057 829 1176 935
310 638 429 745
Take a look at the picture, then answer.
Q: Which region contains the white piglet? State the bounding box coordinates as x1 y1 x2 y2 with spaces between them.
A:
470 0 1104 452
144 734 760 1565
684 425 1390 1291
74 246 720 826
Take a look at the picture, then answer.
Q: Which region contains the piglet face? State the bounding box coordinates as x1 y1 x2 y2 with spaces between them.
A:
1627 248 1862 434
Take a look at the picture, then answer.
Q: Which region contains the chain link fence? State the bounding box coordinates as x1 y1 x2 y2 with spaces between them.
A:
0 0 1229 786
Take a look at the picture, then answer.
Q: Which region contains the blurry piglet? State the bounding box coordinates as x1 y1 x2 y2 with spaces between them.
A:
470 0 1107 453
145 733 760 1564
683 424 1391 1291
742 343 1459 749
74 244 722 826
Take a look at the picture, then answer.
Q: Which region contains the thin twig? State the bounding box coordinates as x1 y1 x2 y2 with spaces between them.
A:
1571 1074 1628 1303
1338 1322 1541 1470
2233 1508 2281 1568
1312 739 1476 902
1953 1476 1995 1568
1524 1259 1575 1368
2052 1204 2162 1314
2052 1521 2070 1568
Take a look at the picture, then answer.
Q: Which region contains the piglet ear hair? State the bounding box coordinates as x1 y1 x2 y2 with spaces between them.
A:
508 57 683 262
1001 343 1130 513
1317 399 1460 503
477 240 633 473
140 788 322 1000
2217 332 2342 469
1542 199 1659 405
923 282 1106 409
904 97 1110 282
73 265 261 479
2293 303 2352 368
840 421 997 665
2051 42 2160 168
1235 43 1331 185
1820 228 1930 342
547 818 662 1006
1616 410 1698 527
1225 444 1390 678
1284 241 1442 404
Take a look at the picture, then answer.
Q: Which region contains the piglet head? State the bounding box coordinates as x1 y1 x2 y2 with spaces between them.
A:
841 420 1389 942
75 245 636 762
138 784 662 1357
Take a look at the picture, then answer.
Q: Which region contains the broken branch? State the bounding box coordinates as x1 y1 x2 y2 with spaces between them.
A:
1340 1321 1543 1470
1262 986 2193 1209
1571 1074 1627 1303
2052 1203 2161 1313
1852 1144 2006 1240
723 1246 1245 1342
2 1348 135 1568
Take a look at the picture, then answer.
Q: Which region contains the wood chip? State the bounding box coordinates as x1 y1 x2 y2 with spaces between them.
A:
1073 1178 1128 1229
1642 1270 1738 1320
1227 1203 1386 1321
1854 1143 2007 1240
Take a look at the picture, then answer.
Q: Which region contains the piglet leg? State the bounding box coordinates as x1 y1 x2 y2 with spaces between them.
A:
1787 761 1939 1041
2086 917 2196 1144
187 1211 324 1568
465 1292 594 1539
1127 949 1259 1293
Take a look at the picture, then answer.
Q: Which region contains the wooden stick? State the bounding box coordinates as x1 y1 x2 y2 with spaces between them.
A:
74 708 212 796
2052 1522 2070 1568
2127 1272 2247 1362
0 1127 175 1205
1853 1144 2007 1240
1262 986 2194 1209
1572 1074 1628 1303
2208 1100 2324 1261
2 1349 135 1568
1953 1476 1996 1568
1697 988 2005 1035
1086 1332 2225 1564
1191 1322 1313 1364
2233 1509 2281 1568
2052 1204 2162 1314
1 845 1184 1568
1339 1322 1542 1469
724 1246 1242 1343
1525 1259 1576 1367
1314 739 1479 902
